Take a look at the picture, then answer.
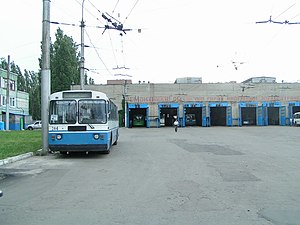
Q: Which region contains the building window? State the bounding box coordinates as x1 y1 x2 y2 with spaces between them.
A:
1 96 5 106
0 77 5 88
10 80 15 91
10 97 15 107
3 78 7 89
0 78 15 90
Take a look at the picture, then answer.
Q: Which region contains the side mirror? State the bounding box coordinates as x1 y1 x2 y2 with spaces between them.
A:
0 190 3 197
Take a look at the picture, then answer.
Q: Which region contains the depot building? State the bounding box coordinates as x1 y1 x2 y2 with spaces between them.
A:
74 77 300 128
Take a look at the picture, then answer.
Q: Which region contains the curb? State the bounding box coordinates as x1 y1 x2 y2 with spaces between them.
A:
0 152 34 166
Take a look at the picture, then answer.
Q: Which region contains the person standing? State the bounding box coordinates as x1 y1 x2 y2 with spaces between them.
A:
174 118 179 132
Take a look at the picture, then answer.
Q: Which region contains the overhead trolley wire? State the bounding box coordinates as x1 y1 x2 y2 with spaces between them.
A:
50 21 79 27
52 0 138 79
85 30 113 76
123 0 140 24
256 3 299 25
274 2 296 19
74 0 97 20
85 0 107 25
49 20 107 30
86 0 102 14
112 0 120 14
107 28 120 68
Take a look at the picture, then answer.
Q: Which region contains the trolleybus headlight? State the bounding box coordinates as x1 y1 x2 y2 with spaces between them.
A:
93 134 99 140
56 134 62 140
99 134 105 140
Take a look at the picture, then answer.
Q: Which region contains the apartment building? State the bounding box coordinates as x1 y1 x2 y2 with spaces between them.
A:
0 68 30 130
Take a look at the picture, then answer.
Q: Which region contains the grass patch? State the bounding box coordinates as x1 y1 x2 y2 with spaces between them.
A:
0 130 42 160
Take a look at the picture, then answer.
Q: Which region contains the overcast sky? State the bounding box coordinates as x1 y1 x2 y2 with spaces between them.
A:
1 0 300 84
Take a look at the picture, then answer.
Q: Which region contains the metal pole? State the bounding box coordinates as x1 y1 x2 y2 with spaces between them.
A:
124 80 128 128
41 0 51 155
5 55 10 131
80 0 85 90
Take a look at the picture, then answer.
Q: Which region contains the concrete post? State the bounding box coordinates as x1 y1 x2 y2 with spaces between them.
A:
41 0 51 155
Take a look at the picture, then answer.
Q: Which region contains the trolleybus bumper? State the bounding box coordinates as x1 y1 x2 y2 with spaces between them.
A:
49 144 109 152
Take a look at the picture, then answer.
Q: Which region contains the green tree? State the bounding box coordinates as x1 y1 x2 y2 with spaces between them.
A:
51 27 80 93
28 71 41 120
0 57 7 69
17 67 26 92
88 77 95 85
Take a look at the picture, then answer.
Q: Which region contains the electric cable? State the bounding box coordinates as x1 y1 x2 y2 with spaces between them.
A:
85 0 106 25
85 30 113 76
274 3 296 19
112 0 120 14
123 0 140 24
73 0 99 22
107 28 120 68
86 0 102 14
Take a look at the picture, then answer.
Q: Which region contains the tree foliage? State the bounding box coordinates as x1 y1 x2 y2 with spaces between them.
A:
88 77 95 85
50 27 80 93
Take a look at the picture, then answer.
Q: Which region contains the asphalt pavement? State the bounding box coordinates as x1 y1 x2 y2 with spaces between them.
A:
0 126 300 225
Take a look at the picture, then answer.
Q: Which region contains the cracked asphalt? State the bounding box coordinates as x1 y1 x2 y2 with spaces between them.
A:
0 127 300 225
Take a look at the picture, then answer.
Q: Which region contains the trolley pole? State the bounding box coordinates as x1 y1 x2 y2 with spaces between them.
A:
80 0 85 90
41 0 51 155
5 55 10 131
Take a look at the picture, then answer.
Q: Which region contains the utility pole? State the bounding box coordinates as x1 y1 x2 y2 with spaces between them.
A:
123 80 128 128
80 0 85 90
41 0 51 155
5 55 10 131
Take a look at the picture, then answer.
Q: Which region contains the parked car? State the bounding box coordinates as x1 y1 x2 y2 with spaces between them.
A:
26 121 42 130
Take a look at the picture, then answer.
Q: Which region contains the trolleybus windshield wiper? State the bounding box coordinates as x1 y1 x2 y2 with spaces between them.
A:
88 124 94 129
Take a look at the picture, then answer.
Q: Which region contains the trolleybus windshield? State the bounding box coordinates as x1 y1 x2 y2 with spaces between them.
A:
79 99 107 124
49 100 77 124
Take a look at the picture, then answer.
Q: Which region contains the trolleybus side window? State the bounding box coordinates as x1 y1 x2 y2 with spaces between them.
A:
108 101 118 121
79 99 106 124
49 100 76 124
112 105 118 120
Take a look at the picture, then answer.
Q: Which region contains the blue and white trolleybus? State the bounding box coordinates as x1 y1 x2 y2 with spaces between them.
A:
48 90 119 154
